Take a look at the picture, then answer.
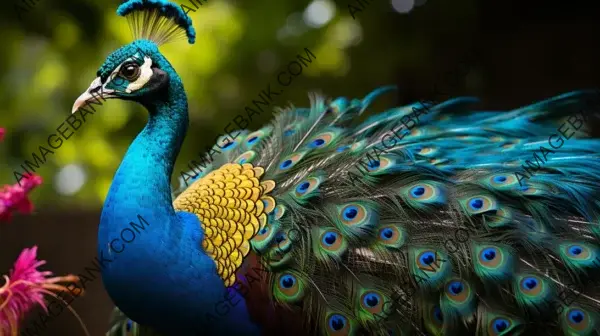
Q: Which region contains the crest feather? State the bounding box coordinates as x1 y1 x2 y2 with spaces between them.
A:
117 0 196 45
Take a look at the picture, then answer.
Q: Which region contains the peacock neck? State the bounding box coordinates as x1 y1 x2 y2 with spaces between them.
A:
100 79 188 243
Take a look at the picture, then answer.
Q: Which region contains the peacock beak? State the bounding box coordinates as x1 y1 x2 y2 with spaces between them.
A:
71 77 115 114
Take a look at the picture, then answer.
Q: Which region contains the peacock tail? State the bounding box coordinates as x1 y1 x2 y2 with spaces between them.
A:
73 1 600 335
109 86 600 336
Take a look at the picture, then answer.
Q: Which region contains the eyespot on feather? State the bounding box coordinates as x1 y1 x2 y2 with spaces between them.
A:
471 243 514 281
418 147 436 156
351 140 366 153
235 151 257 164
306 131 336 149
250 222 277 250
272 204 286 220
488 317 512 335
320 230 344 251
244 128 272 149
444 279 470 303
478 247 502 268
409 247 451 289
402 182 446 207
487 174 518 189
519 276 542 296
339 204 368 226
376 225 405 248
277 152 307 172
558 242 600 270
261 196 276 214
431 305 443 327
293 176 322 200
325 313 353 336
273 272 305 303
283 124 300 137
416 250 441 271
336 145 351 152
486 207 512 228
216 133 243 152
274 230 293 253
359 291 385 315
564 307 591 332
365 157 394 175
460 195 497 215
255 226 270 239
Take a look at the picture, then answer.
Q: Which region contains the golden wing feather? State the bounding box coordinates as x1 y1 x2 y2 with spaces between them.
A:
173 163 276 286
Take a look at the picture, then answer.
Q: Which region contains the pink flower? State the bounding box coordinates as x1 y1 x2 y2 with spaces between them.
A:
0 174 43 222
0 127 42 222
0 247 81 336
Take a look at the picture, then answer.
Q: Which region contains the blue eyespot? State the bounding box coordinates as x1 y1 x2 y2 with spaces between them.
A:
522 277 538 290
380 228 394 240
337 145 350 152
342 206 358 220
222 141 235 149
310 138 326 148
420 252 435 265
322 232 338 246
258 227 269 235
493 318 509 333
568 245 583 256
328 314 346 331
493 175 507 183
363 293 380 307
469 198 484 210
275 233 286 243
126 320 133 331
284 129 295 137
247 136 258 144
367 160 380 170
279 274 296 289
568 309 585 324
433 306 443 322
410 186 425 198
482 248 496 261
280 159 292 169
296 182 310 194
448 281 463 295
239 158 246 164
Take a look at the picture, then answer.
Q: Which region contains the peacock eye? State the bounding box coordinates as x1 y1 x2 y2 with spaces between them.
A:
119 62 140 81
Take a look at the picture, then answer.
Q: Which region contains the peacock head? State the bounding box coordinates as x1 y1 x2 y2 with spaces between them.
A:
72 0 196 113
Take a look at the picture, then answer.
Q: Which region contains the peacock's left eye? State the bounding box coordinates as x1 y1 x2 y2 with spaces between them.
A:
119 62 141 81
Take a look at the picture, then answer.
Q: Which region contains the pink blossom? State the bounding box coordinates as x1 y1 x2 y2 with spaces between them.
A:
0 174 42 222
0 127 42 222
0 128 80 335
0 247 81 335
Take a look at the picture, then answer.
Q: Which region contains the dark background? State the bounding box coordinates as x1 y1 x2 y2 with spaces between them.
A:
1 0 600 335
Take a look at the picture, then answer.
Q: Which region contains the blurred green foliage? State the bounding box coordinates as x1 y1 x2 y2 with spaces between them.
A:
0 0 478 209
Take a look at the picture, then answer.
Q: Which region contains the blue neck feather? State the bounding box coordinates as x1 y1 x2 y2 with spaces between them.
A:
98 45 260 335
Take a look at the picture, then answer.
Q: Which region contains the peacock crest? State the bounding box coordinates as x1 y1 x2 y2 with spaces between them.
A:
117 0 196 45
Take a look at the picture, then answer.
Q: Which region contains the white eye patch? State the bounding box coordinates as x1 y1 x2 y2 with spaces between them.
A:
107 56 154 93
126 56 153 93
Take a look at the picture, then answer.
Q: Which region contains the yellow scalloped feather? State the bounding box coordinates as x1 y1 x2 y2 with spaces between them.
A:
173 163 276 287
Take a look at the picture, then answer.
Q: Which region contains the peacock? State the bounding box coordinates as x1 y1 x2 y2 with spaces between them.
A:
69 1 600 335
